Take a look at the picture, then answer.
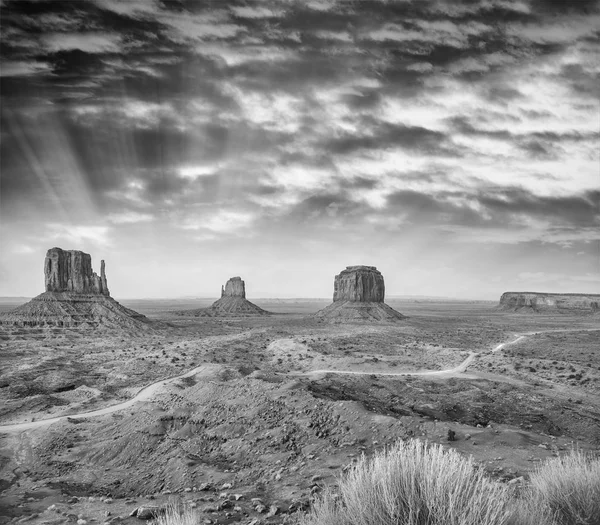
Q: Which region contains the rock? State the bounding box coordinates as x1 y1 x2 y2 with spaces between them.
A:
333 266 385 302
129 507 165 520
265 505 279 518
498 292 600 313
0 247 151 329
316 266 405 322
176 277 271 317
221 277 245 298
45 247 109 296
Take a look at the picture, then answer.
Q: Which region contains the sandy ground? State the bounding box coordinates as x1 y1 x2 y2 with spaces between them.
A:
1 300 599 524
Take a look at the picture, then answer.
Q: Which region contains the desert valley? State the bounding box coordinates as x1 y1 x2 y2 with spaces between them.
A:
0 249 598 524
1 1 600 522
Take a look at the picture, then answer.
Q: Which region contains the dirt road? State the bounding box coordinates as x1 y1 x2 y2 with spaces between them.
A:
1 328 598 434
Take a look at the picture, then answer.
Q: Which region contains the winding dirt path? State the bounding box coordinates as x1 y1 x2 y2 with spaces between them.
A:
1 328 598 434
0 364 217 434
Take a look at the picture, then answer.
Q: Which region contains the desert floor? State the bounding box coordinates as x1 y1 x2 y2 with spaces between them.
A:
1 298 599 524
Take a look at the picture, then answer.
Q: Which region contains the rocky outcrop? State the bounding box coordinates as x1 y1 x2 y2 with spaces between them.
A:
176 276 270 317
221 277 245 299
45 247 109 296
0 247 149 330
316 265 405 322
333 266 385 302
498 292 600 313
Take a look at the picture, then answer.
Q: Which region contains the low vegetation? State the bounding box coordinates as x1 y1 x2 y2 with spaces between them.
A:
296 440 600 525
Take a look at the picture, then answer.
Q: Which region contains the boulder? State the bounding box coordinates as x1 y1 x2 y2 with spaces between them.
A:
44 247 109 296
129 507 165 520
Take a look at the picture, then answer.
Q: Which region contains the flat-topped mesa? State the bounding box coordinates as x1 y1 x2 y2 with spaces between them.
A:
44 247 109 296
499 292 600 313
333 265 385 302
221 276 245 299
316 265 404 322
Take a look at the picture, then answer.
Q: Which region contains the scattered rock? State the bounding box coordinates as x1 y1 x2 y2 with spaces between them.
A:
129 507 166 520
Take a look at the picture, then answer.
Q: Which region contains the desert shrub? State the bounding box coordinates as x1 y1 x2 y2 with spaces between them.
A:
299 439 513 525
151 500 197 525
513 450 600 525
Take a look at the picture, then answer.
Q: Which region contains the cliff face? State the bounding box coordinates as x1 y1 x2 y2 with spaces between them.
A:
317 265 404 322
0 247 151 329
333 266 385 302
177 276 269 316
498 292 600 312
44 247 109 296
221 277 245 299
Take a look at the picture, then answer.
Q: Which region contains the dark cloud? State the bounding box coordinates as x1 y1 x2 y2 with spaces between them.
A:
326 122 459 156
384 187 600 230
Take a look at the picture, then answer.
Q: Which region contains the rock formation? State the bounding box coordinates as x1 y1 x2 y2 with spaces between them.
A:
498 292 600 313
0 248 149 330
176 276 270 317
333 265 385 302
221 276 245 299
44 247 109 295
316 265 405 322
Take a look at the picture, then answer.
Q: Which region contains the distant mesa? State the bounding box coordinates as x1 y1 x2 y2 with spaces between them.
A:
0 247 150 329
498 292 600 314
315 265 405 322
176 276 271 317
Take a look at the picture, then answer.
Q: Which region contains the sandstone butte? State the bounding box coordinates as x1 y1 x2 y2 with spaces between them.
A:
0 247 149 329
177 276 270 317
316 265 405 322
498 292 600 313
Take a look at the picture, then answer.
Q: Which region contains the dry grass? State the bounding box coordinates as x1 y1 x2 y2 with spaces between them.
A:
151 500 198 525
299 440 513 525
298 441 600 525
513 450 600 525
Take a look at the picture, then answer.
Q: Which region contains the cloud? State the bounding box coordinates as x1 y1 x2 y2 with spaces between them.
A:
1 0 599 298
42 32 122 53
177 164 220 181
108 211 154 224
181 209 255 234
231 6 284 19
517 271 600 284
0 60 52 77
45 224 112 247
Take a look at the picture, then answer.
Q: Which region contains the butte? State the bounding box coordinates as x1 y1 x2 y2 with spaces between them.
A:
498 291 600 314
178 276 271 317
315 265 405 322
0 247 150 330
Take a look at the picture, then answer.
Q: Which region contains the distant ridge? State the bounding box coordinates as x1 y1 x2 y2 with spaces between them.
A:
498 291 600 313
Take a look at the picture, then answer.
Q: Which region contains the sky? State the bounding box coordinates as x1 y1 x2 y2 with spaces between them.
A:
0 0 599 300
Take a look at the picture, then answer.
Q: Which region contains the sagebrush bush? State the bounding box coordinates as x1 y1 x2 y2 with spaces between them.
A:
514 450 600 525
151 500 197 525
299 439 513 525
